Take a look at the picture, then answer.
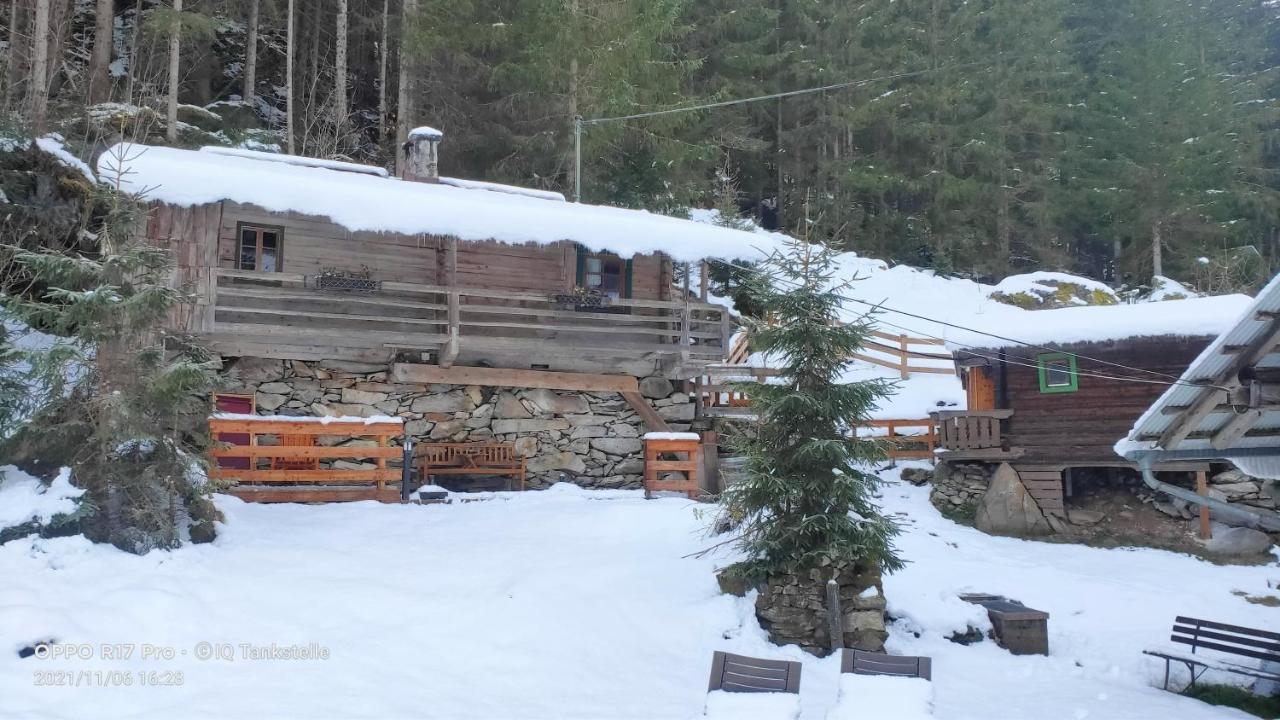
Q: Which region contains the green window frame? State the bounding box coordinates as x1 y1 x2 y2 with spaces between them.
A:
1037 352 1078 394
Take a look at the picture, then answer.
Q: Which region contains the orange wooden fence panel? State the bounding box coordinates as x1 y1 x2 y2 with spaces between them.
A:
644 436 701 499
208 416 404 489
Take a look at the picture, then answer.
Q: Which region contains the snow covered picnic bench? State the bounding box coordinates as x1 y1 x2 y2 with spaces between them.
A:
1144 616 1280 690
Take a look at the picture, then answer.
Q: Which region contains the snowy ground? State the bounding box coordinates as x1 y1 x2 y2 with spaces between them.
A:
3 468 1276 719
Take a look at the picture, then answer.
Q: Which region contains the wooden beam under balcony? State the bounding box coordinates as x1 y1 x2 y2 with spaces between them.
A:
390 364 639 393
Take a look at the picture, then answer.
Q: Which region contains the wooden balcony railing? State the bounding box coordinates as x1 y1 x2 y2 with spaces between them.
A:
930 409 1021 460
207 268 732 365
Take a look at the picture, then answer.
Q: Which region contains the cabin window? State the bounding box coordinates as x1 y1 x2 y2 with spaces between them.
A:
575 250 632 299
1036 353 1078 394
237 224 282 272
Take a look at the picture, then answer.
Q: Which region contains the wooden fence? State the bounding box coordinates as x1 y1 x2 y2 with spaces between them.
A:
208 416 405 502
860 418 938 460
853 330 954 380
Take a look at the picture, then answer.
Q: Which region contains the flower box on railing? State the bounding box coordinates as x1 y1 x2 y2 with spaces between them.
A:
552 288 610 310
314 266 381 293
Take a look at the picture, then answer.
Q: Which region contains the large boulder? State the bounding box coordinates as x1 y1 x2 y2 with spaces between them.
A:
974 463 1052 536
1205 526 1274 556
639 376 674 399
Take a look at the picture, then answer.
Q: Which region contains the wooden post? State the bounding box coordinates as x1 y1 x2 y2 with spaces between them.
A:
702 430 719 494
375 434 388 491
699 260 709 301
720 311 731 360
898 333 910 380
825 578 843 654
1196 470 1212 539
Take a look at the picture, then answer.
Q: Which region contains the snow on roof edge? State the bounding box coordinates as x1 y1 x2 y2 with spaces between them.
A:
100 143 778 264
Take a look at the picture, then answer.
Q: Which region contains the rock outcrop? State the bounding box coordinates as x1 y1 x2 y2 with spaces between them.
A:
974 463 1052 536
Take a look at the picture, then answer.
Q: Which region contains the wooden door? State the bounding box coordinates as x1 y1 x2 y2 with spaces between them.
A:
967 367 996 411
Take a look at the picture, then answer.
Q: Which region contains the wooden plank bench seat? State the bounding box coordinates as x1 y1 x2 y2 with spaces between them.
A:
417 442 526 491
1144 616 1280 690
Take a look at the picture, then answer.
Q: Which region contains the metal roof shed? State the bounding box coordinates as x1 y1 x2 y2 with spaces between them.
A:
1116 273 1280 530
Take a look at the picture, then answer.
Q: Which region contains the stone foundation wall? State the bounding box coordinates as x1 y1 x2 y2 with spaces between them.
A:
752 562 887 657
929 462 993 515
223 357 698 490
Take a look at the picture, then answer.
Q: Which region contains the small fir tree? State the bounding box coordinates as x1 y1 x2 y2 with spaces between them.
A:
2 162 219 553
720 234 902 582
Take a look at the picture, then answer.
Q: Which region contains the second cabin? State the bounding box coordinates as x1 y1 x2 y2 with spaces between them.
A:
938 296 1251 513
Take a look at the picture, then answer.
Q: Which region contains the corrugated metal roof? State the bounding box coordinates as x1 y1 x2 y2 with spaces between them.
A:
1117 273 1280 458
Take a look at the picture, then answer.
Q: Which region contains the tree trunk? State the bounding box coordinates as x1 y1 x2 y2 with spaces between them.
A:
29 0 50 132
395 0 418 175
1151 219 1164 279
125 0 142 104
86 0 114 104
377 0 388 141
334 0 348 138
6 0 29 111
243 0 258 103
286 0 295 153
565 0 579 194
165 0 181 142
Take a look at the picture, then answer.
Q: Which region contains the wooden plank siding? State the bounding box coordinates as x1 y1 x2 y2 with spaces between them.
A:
997 337 1213 464
213 201 669 300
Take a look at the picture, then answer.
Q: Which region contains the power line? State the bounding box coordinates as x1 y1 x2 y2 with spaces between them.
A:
868 314 1218 390
705 255 1218 389
582 62 993 125
582 2 1256 128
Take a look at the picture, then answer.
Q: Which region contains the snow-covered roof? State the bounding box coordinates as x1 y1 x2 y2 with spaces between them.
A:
95 143 779 263
812 253 1251 351
1117 272 1280 472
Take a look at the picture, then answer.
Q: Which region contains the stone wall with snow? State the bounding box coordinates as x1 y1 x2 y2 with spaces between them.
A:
225 357 697 490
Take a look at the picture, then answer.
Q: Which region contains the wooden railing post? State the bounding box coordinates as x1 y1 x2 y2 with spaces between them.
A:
899 333 910 380
441 290 460 368
720 311 731 360
681 302 692 354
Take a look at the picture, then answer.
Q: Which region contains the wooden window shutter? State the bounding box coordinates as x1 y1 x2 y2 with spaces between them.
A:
575 245 586 287
624 258 633 298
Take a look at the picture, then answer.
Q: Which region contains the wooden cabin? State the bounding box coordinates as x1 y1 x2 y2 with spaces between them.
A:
98 132 774 500
104 133 761 379
936 296 1252 511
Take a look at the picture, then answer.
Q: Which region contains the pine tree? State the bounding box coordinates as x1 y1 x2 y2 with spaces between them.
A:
2 159 220 553
720 231 901 582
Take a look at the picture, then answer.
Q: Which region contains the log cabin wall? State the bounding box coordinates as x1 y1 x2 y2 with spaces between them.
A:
998 336 1212 464
211 201 668 300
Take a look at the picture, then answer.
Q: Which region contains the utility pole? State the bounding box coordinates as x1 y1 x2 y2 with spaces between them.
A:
573 115 583 203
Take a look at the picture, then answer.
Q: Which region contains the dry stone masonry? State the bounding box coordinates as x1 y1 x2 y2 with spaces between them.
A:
748 561 888 657
223 357 697 489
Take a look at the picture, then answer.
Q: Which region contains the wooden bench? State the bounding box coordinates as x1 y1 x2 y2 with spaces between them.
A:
707 651 802 694
960 593 1049 655
1144 616 1280 690
417 442 526 491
